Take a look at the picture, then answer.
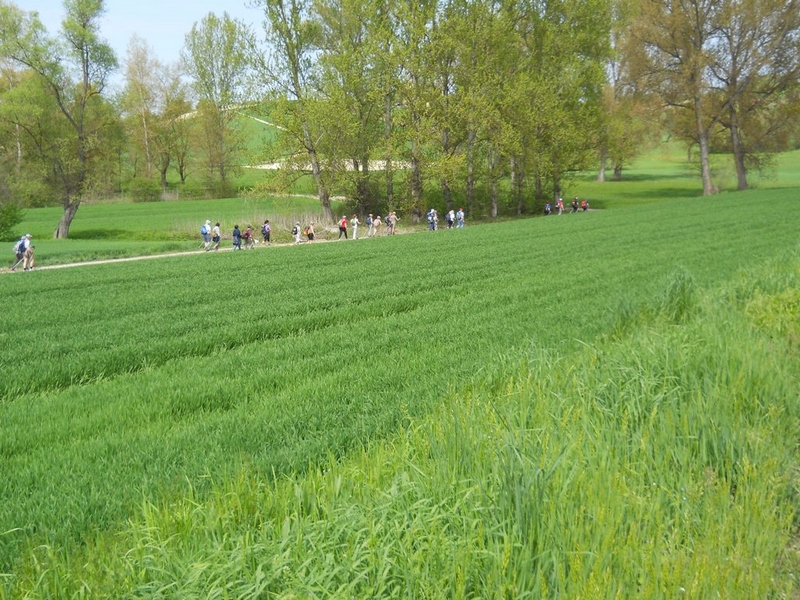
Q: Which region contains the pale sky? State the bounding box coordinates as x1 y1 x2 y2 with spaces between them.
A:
21 0 264 81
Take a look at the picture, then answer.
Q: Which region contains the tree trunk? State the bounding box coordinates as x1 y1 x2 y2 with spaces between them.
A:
442 129 452 210
510 156 518 213
694 93 716 196
598 146 607 182
411 148 422 224
553 173 561 203
384 91 394 207
466 129 475 214
612 164 622 181
54 201 80 239
729 107 748 190
488 149 498 219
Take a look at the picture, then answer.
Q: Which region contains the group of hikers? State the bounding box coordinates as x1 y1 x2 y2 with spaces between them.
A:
199 210 413 250
425 208 467 231
544 197 590 216
9 233 35 271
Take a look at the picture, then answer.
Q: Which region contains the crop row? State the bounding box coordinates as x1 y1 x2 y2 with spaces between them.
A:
0 188 799 568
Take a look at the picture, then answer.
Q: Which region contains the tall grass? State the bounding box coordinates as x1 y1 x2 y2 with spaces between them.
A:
5 252 798 597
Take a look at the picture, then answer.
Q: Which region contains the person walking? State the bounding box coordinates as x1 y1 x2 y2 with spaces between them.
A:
351 214 360 239
306 222 316 242
389 211 399 234
10 234 26 271
338 215 348 239
262 220 271 245
366 214 374 237
243 225 254 249
456 208 465 228
557 198 564 215
373 214 382 234
232 225 242 250
201 219 212 250
571 197 579 213
446 210 455 229
211 223 221 251
293 221 302 244
20 234 34 271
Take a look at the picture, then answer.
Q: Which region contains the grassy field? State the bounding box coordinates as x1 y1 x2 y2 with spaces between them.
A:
1 147 799 596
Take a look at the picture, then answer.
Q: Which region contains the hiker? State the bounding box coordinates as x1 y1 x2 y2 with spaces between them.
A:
571 197 579 213
201 219 212 250
338 215 348 239
293 222 302 244
210 223 221 251
366 214 374 237
545 202 552 215
23 235 35 271
10 234 30 272
389 211 399 234
373 214 382 234
557 198 564 215
446 210 455 229
456 208 465 228
351 214 360 239
306 222 316 242
427 208 438 231
581 199 589 212
243 225 254 249
262 220 271 245
232 225 242 250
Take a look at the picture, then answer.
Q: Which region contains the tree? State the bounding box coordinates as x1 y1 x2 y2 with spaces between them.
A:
708 0 800 190
253 0 336 223
631 0 723 196
182 12 253 192
0 0 118 237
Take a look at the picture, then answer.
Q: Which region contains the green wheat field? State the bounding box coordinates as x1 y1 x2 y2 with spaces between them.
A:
1 151 800 597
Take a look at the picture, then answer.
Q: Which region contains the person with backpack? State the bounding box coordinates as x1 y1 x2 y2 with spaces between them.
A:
571 197 579 213
232 225 242 250
338 215 348 239
200 220 212 250
306 222 315 242
373 214 382 234
366 214 374 237
10 234 27 271
243 225 254 249
581 199 589 212
456 208 465 228
350 214 360 239
293 222 302 244
262 220 271 245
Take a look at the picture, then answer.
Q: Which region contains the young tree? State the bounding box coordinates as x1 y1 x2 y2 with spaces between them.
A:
0 0 118 237
252 0 336 223
182 12 253 192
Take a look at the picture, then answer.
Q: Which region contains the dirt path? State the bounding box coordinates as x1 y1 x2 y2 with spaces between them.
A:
3 231 411 273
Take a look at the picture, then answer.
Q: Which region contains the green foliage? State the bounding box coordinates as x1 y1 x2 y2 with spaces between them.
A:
126 178 162 203
0 202 23 241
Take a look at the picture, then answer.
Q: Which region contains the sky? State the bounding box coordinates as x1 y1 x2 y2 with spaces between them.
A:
21 0 264 78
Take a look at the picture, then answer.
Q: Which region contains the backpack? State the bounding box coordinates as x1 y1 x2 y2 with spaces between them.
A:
200 224 208 235
13 239 24 255
292 226 298 235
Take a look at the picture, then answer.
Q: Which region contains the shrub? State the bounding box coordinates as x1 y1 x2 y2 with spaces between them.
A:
128 179 163 203
0 202 24 241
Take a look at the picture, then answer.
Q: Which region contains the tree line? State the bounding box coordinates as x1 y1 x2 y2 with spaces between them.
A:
1 0 799 237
